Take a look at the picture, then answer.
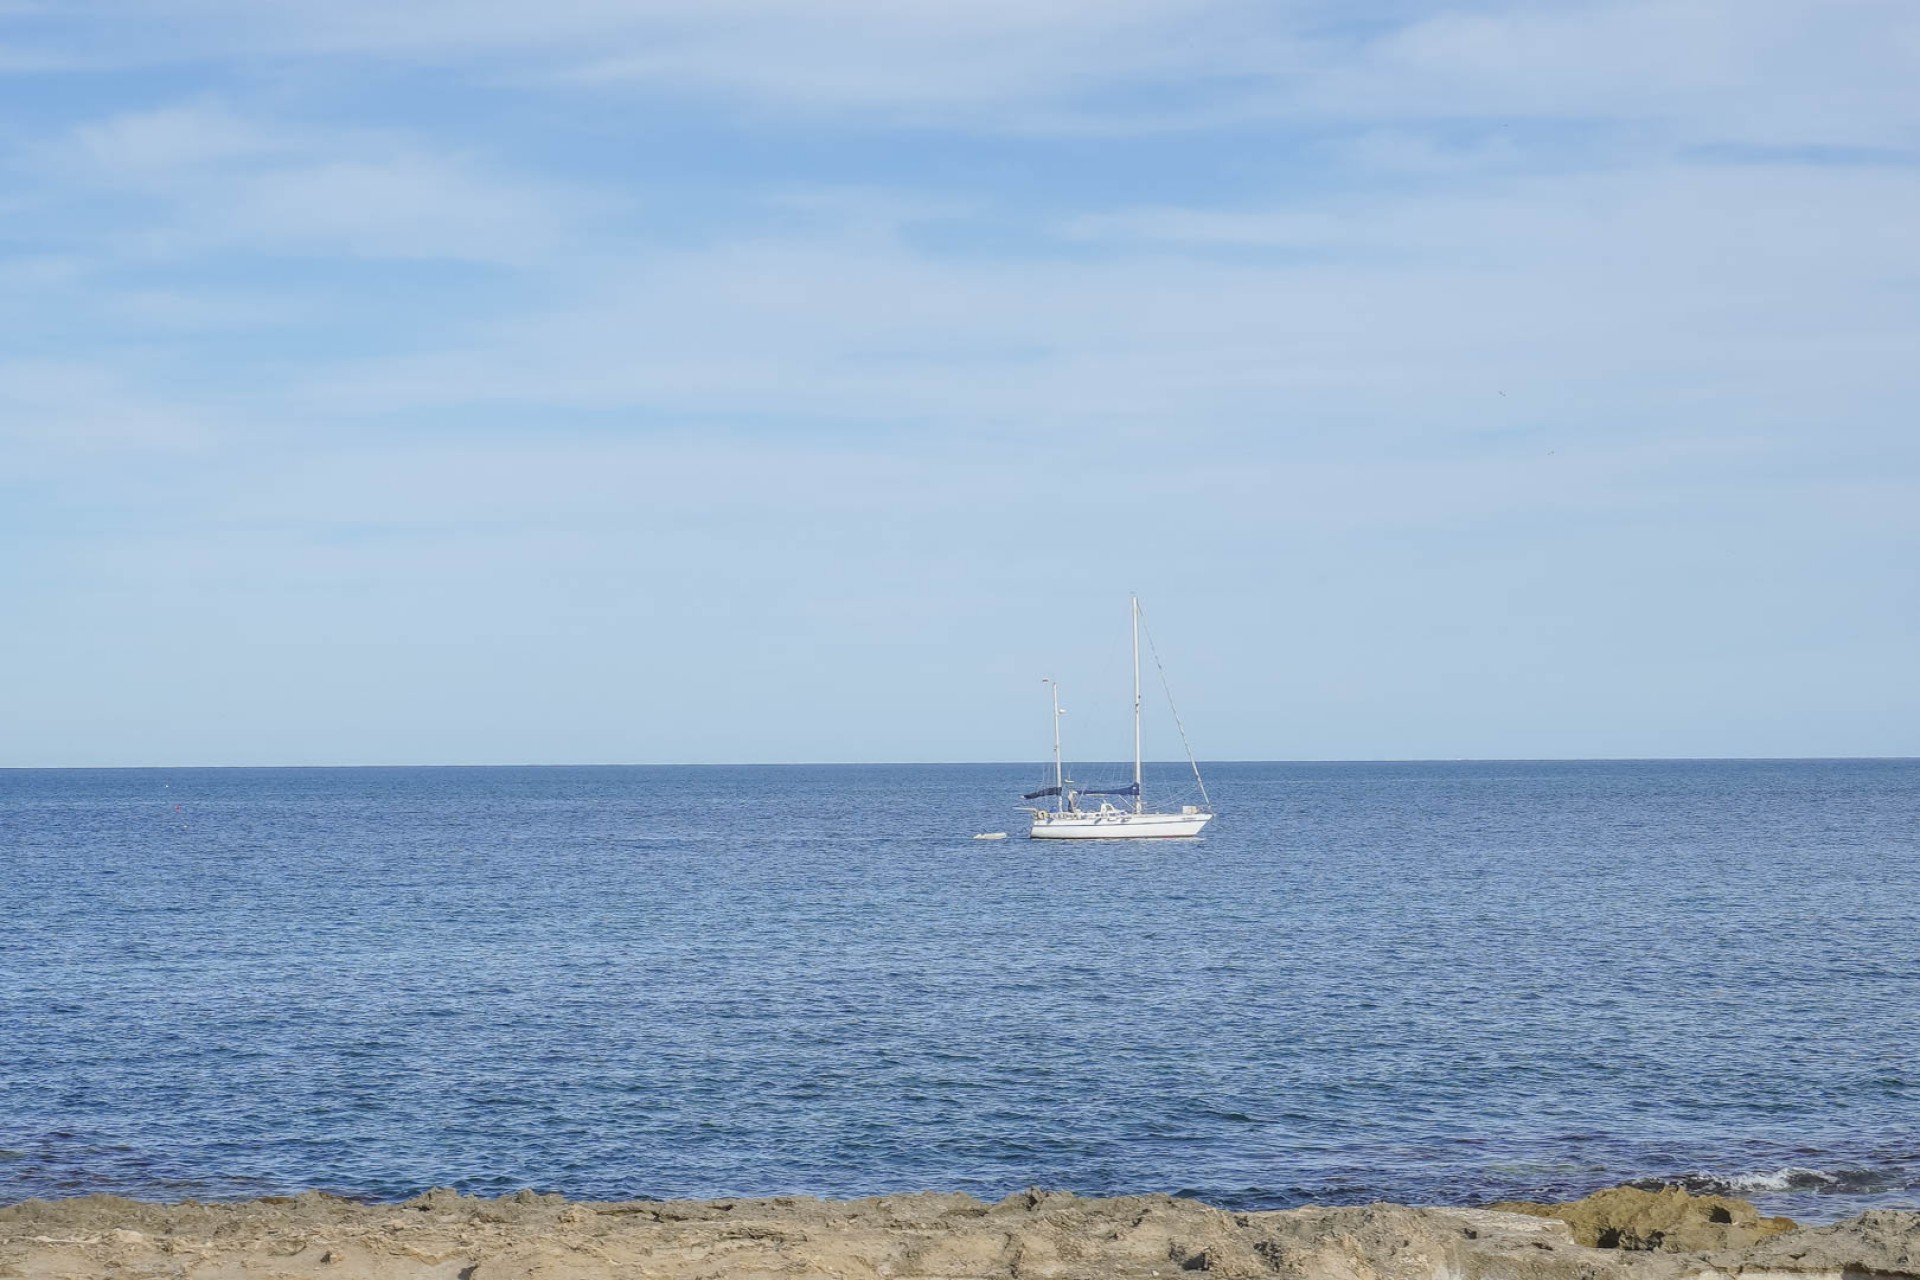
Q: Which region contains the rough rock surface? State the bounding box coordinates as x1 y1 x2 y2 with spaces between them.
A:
1723 1208 1920 1276
0 1188 1913 1280
1489 1186 1799 1252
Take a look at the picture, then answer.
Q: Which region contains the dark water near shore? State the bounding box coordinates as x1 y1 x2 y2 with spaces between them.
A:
2 761 1917 1222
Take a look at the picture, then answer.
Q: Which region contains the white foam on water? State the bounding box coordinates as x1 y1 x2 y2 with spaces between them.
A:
1646 1166 1911 1199
1717 1167 1838 1193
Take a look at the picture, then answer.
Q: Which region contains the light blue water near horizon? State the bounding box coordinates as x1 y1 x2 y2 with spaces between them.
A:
2 761 1917 1222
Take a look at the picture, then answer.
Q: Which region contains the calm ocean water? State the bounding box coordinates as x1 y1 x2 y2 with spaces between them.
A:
2 761 1916 1221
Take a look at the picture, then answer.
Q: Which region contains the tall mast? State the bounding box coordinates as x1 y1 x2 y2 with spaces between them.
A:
1047 678 1065 815
1131 595 1143 813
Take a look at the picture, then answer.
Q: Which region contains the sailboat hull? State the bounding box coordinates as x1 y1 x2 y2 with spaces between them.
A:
1029 810 1212 839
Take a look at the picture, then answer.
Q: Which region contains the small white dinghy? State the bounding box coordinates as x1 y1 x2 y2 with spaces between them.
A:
973 832 1008 840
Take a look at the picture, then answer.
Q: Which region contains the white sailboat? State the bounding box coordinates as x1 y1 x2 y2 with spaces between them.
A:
1023 596 1214 839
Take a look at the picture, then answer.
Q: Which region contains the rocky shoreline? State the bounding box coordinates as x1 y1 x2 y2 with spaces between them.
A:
2 1185 1915 1280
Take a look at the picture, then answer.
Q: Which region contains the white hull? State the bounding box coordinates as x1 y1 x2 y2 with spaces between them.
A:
1029 810 1212 839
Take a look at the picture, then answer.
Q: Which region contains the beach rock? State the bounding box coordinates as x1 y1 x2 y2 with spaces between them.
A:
1720 1208 1920 1277
1488 1185 1798 1252
402 1187 472 1214
1 1188 1912 1280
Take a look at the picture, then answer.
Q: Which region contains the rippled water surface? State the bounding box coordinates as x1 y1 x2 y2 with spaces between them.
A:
2 761 1917 1221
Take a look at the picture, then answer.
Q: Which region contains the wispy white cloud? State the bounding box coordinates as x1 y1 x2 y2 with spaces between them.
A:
548 0 1300 119
288 156 1920 461
214 155 570 263
23 0 1919 147
1322 0 1920 149
87 0 1297 114
0 358 217 460
1063 208 1353 251
98 288 300 330
71 101 279 172
44 102 580 265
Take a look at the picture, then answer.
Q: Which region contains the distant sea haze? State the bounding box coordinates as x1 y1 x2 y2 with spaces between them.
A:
2 760 1916 1220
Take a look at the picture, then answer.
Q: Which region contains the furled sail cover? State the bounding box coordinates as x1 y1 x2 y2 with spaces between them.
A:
1022 786 1063 800
1080 783 1141 796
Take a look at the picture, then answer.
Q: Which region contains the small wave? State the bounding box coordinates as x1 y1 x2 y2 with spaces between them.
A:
1628 1166 1906 1197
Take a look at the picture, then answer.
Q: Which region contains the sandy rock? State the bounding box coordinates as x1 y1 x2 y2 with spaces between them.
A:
1488 1185 1798 1252
1719 1208 1920 1276
0 1188 1914 1280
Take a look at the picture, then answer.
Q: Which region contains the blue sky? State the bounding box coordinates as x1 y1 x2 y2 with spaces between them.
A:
2 0 1917 766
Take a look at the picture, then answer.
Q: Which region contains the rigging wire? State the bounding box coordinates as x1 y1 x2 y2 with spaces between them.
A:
1135 600 1212 810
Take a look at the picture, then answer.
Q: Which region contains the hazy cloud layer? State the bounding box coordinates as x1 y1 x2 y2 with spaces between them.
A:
1 0 1916 764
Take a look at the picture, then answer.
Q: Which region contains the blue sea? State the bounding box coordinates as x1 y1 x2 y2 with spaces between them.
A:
2 761 1917 1222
